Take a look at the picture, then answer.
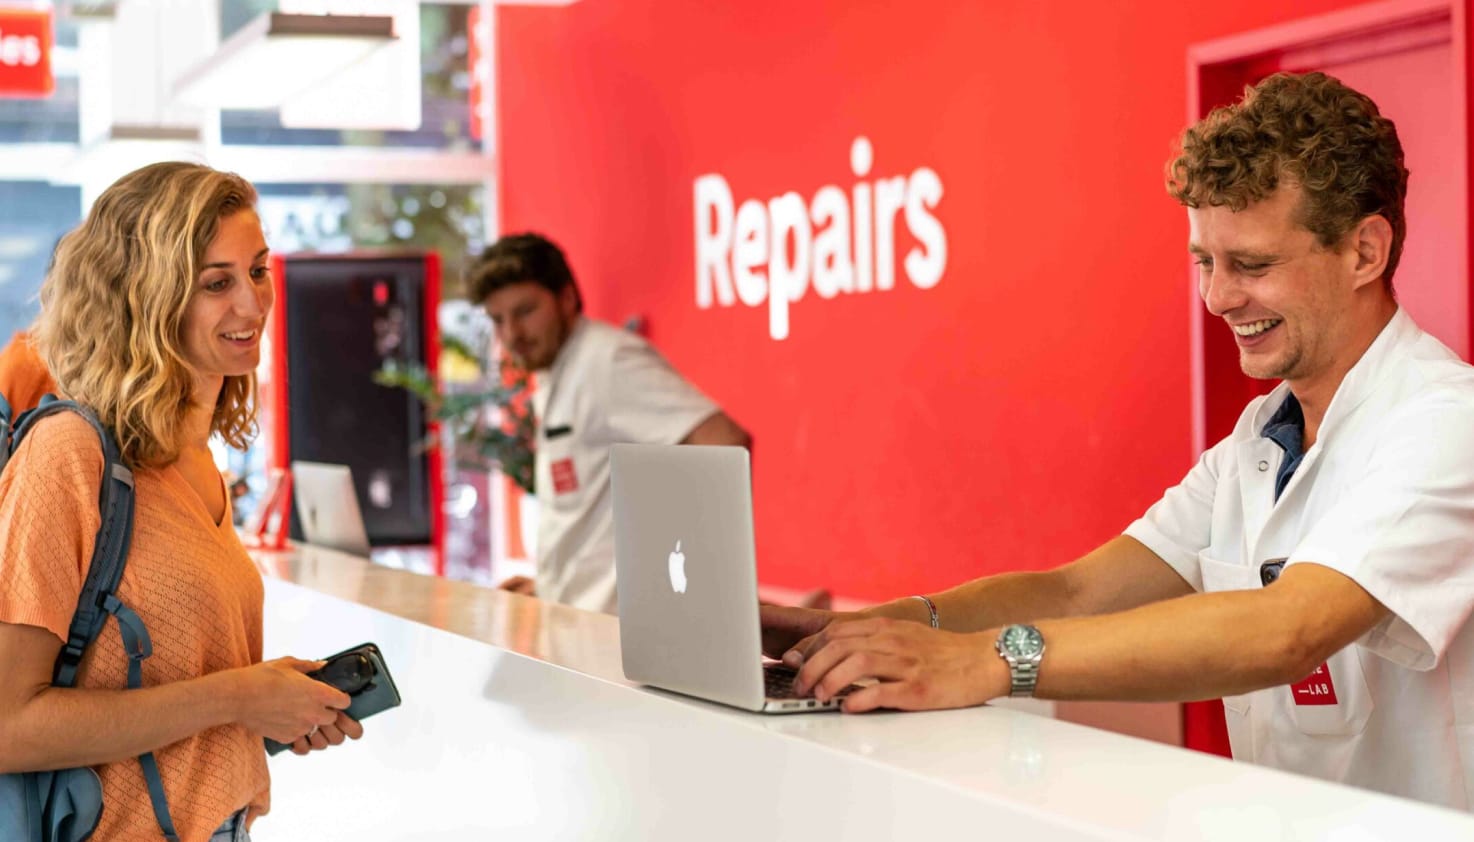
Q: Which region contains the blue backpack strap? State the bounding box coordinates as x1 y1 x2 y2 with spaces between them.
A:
22 771 41 842
104 596 180 842
136 753 179 842
11 401 136 687
1 391 59 475
9 401 178 842
0 390 12 477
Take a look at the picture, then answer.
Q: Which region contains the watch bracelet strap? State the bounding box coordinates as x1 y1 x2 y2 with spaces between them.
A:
1009 661 1039 697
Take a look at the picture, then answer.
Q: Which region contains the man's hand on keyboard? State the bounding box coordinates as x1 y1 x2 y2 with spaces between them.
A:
791 618 1001 713
760 604 859 663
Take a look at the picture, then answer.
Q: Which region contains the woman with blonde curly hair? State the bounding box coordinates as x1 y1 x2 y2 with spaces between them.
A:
0 161 361 842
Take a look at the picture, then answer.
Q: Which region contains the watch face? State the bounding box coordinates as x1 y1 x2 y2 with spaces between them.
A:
1002 625 1044 658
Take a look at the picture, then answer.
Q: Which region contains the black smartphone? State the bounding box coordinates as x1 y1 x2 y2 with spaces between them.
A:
264 642 402 756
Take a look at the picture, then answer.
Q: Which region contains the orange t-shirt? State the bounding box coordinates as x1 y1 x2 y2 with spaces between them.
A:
0 413 270 842
0 330 58 414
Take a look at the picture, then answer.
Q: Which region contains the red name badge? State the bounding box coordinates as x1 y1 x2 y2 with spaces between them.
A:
1290 662 1338 706
551 458 579 495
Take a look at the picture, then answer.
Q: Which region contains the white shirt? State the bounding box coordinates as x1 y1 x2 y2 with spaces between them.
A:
1126 308 1474 809
531 317 718 613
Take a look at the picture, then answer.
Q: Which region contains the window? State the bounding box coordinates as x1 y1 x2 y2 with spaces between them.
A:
0 182 81 341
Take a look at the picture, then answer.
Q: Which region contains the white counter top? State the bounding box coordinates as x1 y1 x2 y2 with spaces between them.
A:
248 544 1474 840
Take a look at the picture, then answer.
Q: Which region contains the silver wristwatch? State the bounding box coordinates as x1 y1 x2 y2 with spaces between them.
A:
995 624 1045 698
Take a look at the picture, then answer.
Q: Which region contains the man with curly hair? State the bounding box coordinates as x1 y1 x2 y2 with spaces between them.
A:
762 72 1474 808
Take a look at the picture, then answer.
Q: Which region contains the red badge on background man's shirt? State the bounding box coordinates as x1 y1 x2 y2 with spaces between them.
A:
1290 662 1338 705
551 458 579 495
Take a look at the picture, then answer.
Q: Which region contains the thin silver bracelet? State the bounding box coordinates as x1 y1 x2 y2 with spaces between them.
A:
910 594 940 629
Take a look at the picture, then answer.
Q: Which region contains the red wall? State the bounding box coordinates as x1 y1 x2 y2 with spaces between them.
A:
495 0 1373 601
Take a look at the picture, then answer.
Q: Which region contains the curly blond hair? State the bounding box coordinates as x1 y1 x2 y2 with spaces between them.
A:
36 162 261 467
1167 71 1408 285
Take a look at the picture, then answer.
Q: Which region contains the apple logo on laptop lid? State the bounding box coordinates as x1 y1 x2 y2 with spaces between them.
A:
668 540 688 594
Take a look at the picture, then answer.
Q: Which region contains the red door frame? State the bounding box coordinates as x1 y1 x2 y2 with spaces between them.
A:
264 251 445 575
1188 0 1469 455
1182 0 1470 757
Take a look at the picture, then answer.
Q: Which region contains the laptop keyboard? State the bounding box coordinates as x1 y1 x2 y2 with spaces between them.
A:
763 663 854 700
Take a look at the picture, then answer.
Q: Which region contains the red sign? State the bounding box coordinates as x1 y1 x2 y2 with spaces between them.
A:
1290 662 1339 706
0 9 52 99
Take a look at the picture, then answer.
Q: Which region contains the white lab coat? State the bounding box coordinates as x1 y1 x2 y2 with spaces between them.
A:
531 317 718 613
1126 308 1474 809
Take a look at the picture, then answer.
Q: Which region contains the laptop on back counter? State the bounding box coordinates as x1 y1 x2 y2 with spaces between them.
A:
611 444 850 713
291 461 372 558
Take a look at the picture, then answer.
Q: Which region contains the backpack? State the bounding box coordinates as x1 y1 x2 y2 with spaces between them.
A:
0 393 180 842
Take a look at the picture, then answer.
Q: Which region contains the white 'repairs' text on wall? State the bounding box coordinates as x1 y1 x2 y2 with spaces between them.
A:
693 137 947 340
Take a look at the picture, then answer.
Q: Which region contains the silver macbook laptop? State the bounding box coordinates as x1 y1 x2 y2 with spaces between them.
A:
291 461 372 558
611 444 843 713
